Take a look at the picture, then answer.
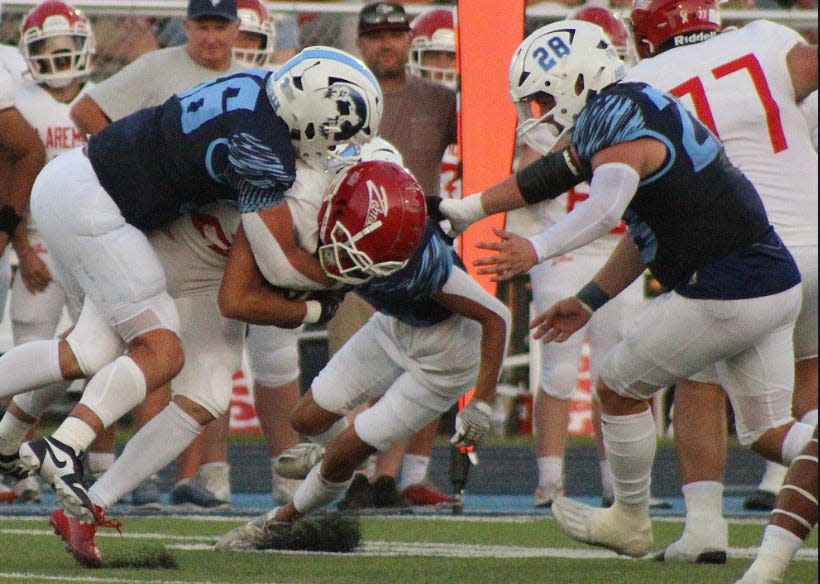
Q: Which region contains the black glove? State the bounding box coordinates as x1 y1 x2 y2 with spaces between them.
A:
308 289 348 326
425 196 444 222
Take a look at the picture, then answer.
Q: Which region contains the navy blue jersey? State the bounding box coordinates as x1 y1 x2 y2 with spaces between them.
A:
356 222 461 327
89 69 296 231
572 82 799 297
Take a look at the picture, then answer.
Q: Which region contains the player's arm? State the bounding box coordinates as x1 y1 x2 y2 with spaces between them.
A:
219 224 334 327
0 106 45 253
787 42 818 103
433 268 511 431
436 145 585 234
252 203 335 287
70 94 112 135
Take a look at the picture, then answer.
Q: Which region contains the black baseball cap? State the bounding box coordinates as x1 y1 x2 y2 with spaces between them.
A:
187 0 238 21
358 2 411 37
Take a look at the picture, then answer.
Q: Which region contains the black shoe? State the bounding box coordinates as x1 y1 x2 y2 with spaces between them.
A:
372 475 402 508
170 478 229 509
0 451 30 481
337 474 373 510
743 489 777 511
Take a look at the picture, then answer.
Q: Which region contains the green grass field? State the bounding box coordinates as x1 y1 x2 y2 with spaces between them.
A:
0 514 816 584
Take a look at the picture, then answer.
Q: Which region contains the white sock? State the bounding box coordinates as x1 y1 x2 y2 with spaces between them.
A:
310 417 348 446
800 409 818 426
682 481 724 516
758 460 788 493
398 454 430 491
86 451 116 476
601 409 656 507
78 355 147 429
746 525 804 581
53 417 98 455
292 464 352 515
0 340 62 400
600 459 614 499
89 402 202 508
12 381 72 419
0 413 32 456
782 421 815 466
536 456 563 486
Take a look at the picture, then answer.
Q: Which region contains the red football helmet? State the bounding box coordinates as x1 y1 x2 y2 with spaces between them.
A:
319 160 427 285
408 8 457 90
234 0 276 67
630 0 721 60
19 0 95 86
569 6 629 57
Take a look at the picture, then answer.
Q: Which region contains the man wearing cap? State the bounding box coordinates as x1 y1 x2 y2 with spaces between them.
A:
327 0 458 510
68 0 246 510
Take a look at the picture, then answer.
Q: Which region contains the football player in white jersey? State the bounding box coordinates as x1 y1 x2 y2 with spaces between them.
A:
621 0 818 568
0 0 96 505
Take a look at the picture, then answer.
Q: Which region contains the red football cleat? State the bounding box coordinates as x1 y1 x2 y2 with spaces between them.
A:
50 505 122 568
400 482 458 506
0 490 19 504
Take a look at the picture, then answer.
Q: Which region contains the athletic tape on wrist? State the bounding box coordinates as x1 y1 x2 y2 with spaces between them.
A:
303 300 322 324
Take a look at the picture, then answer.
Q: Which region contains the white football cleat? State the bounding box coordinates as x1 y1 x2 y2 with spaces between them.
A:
533 481 565 508
655 516 727 564
552 496 653 558
274 443 325 480
215 509 285 551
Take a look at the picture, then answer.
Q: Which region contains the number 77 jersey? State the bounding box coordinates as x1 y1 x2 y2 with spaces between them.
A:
623 20 818 248
88 69 296 232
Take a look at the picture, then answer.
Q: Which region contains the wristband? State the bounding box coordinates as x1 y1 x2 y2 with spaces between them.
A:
302 300 322 324
0 205 21 236
576 281 611 314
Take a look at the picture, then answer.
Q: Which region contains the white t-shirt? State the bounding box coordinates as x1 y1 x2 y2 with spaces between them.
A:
624 20 818 247
87 45 246 121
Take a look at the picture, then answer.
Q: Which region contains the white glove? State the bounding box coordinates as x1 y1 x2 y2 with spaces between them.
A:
450 399 493 449
439 195 488 236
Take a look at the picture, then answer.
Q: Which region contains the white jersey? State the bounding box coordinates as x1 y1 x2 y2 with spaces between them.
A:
0 65 17 109
0 44 27 81
801 90 818 151
15 81 93 240
624 20 818 247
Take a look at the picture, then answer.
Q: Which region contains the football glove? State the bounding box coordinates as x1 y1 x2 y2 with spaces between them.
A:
305 289 347 326
450 399 493 449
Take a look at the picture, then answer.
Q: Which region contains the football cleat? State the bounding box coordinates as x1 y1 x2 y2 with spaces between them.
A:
0 450 31 481
533 481 565 508
50 505 122 568
743 489 777 511
272 475 302 506
19 436 95 522
215 508 284 551
170 477 230 509
552 496 653 558
13 475 42 502
0 482 19 504
401 482 458 506
129 474 163 509
337 473 373 510
654 515 727 564
274 443 325 480
198 463 232 504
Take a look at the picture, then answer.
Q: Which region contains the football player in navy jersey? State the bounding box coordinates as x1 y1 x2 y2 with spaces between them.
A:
8 46 382 525
434 20 814 558
214 160 511 551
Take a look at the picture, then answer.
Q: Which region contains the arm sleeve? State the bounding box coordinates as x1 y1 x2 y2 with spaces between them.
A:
527 162 639 263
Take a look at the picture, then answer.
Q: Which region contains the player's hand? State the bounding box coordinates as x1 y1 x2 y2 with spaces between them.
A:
450 399 493 449
438 197 480 236
530 296 591 344
473 227 537 281
17 250 52 293
308 289 347 326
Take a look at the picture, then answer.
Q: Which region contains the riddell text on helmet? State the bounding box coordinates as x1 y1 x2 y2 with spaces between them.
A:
673 31 717 46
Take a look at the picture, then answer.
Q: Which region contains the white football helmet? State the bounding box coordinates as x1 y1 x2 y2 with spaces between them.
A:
19 0 95 87
267 46 383 170
233 0 275 67
509 20 625 153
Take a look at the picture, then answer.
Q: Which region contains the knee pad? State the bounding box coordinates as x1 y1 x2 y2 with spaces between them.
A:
246 325 301 387
172 349 237 418
66 300 125 376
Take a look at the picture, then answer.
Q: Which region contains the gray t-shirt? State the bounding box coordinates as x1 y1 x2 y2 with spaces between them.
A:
380 75 457 198
88 45 246 121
